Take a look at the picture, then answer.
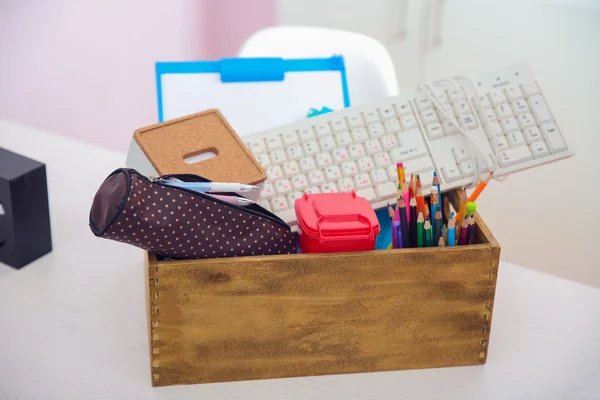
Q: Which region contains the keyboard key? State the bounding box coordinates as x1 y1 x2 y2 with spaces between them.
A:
354 173 372 190
491 135 510 151
286 144 304 161
287 192 304 207
517 113 536 130
426 122 444 140
436 104 455 120
260 183 276 200
298 127 316 141
349 144 366 159
332 148 350 164
452 147 470 163
384 118 402 134
419 170 435 189
282 161 300 177
389 145 428 163
447 88 466 102
459 161 475 177
320 183 338 193
270 149 287 164
507 131 526 148
255 153 271 168
334 131 353 147
379 106 397 120
442 165 462 182
338 178 356 192
356 188 377 202
521 82 540 96
375 182 397 200
499 146 533 167
308 170 325 186
400 114 418 130
485 121 504 138
395 101 413 115
266 136 283 151
246 139 266 153
404 156 434 174
530 141 550 158
387 165 398 184
270 197 289 212
504 85 524 102
274 179 292 196
346 115 364 129
319 136 336 152
299 157 316 173
523 126 543 144
291 175 309 192
316 152 333 169
540 122 567 153
331 118 348 133
453 100 471 115
367 122 385 138
436 92 450 105
528 95 553 125
488 89 508 106
460 114 478 130
305 187 320 194
473 94 492 111
282 131 299 146
363 110 380 124
259 200 272 212
494 103 513 120
324 165 342 182
415 95 433 111
421 109 439 125
511 99 530 115
303 140 320 156
351 127 369 143
442 119 459 135
374 152 391 168
501 117 519 133
341 161 359 177
266 166 284 181
357 157 375 173
314 123 331 138
381 134 399 150
370 169 389 185
480 108 497 123
365 139 383 156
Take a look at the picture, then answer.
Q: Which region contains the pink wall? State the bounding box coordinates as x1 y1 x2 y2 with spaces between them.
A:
0 0 277 152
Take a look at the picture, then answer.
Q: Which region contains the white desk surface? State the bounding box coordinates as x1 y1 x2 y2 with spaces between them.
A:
1 120 599 399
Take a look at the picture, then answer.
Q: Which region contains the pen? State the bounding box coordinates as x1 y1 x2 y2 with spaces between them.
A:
160 180 259 193
205 193 255 206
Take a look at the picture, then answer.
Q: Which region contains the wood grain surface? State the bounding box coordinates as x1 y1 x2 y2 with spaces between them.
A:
147 211 500 386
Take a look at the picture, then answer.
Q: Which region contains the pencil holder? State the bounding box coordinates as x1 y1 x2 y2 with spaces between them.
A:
144 189 500 387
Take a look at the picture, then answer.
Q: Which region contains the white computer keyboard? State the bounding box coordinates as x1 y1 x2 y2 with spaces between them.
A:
244 63 572 228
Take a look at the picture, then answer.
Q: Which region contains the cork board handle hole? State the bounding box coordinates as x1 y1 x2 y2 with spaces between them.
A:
183 147 219 165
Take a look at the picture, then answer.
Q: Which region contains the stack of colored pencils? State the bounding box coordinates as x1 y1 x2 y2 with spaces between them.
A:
388 167 492 249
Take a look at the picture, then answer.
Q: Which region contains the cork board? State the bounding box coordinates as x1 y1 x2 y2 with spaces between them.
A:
133 109 266 184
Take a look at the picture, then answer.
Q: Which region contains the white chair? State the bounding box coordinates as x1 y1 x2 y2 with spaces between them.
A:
238 26 398 107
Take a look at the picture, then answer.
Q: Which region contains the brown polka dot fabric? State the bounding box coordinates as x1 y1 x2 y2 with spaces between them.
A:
90 169 296 259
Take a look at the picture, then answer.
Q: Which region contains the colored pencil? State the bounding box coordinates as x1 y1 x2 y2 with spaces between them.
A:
433 171 441 217
409 196 418 247
408 174 415 200
443 195 451 225
416 211 425 247
396 162 405 190
424 219 433 247
458 218 469 245
455 189 468 236
401 181 410 222
447 214 456 246
438 236 446 247
398 193 410 249
430 186 439 222
468 171 493 203
466 213 475 244
416 186 427 217
442 224 448 244
393 220 402 248
433 208 442 246
387 202 395 221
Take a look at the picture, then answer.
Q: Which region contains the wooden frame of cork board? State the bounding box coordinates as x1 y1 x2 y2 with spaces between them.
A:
144 189 501 387
133 109 266 185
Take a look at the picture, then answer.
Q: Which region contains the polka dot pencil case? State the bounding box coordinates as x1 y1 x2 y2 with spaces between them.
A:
89 169 296 259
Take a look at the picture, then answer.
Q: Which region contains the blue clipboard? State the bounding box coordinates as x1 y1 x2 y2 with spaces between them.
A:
155 56 351 126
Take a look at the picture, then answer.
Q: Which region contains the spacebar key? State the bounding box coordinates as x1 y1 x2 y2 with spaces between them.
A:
498 146 533 167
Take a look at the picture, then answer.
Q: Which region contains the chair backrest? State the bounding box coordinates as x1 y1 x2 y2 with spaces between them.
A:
238 26 398 107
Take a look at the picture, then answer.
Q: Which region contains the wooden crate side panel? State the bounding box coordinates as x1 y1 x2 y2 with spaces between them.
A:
148 246 498 386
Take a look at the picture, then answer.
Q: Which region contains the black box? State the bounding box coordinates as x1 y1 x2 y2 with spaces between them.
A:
0 148 52 269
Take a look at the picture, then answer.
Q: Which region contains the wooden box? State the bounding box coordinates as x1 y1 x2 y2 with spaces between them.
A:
145 191 500 387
